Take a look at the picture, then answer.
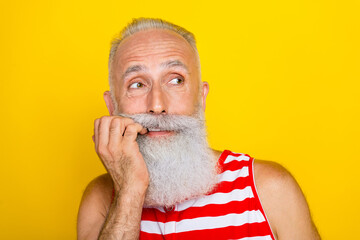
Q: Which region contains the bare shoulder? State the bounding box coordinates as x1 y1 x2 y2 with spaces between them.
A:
253 160 295 192
82 173 114 206
77 173 114 239
253 160 321 240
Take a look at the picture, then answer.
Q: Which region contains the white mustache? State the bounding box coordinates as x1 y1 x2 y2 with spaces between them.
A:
117 113 204 132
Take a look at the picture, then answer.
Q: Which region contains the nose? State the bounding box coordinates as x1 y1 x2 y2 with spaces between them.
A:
147 85 167 114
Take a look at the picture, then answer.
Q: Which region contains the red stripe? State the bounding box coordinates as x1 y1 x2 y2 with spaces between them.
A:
175 199 260 220
217 150 243 169
220 159 251 172
140 231 165 240
212 176 252 194
142 197 262 222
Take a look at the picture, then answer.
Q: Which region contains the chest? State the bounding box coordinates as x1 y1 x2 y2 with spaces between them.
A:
139 167 271 239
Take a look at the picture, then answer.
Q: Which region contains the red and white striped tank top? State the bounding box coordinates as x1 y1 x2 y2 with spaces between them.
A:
138 150 276 240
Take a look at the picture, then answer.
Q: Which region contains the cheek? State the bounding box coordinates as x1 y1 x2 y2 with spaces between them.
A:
117 95 148 114
167 91 199 115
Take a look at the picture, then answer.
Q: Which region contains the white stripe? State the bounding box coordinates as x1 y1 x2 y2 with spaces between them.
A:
141 210 266 234
176 186 254 211
218 167 249 182
234 236 273 240
141 220 164 235
224 154 250 164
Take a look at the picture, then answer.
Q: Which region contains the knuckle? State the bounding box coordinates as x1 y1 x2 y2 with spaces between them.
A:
125 125 137 134
134 123 143 128
108 145 120 155
97 145 109 156
127 124 136 130
127 118 135 123
100 116 110 122
94 118 100 126
111 118 122 126
123 117 134 124
110 120 123 135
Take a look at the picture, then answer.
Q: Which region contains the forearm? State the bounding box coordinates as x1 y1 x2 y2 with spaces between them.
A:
93 116 150 240
98 188 146 240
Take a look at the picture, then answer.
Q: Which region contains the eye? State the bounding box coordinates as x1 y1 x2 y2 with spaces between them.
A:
169 77 184 85
129 82 144 89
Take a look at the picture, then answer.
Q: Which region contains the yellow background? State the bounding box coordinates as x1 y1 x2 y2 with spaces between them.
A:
1 0 359 239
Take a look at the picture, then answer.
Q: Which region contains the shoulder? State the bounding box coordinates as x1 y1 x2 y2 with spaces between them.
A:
77 173 114 239
253 160 299 229
84 173 113 197
253 160 294 192
253 160 320 240
80 173 114 214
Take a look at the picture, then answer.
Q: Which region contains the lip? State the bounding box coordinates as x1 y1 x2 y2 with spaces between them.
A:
146 130 174 137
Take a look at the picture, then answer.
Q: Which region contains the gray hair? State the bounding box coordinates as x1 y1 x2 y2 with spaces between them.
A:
108 18 201 106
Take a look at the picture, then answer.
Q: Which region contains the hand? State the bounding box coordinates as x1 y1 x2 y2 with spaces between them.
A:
93 116 149 194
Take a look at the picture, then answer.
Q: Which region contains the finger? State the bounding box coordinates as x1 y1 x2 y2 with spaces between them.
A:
116 117 136 136
139 127 148 135
123 123 146 143
107 117 134 153
98 116 112 150
94 118 100 150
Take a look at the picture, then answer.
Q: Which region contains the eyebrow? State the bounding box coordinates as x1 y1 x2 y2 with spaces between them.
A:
160 60 189 73
121 60 189 80
122 64 147 80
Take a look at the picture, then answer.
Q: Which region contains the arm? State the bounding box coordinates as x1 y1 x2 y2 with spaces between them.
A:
254 160 321 240
98 180 147 239
77 116 149 240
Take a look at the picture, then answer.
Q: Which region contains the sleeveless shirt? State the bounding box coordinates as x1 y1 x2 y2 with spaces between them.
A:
112 150 276 240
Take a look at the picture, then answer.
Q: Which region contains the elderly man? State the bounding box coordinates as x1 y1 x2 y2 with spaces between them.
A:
77 18 320 240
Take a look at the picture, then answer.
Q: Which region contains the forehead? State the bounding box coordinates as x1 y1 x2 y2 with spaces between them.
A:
112 29 198 76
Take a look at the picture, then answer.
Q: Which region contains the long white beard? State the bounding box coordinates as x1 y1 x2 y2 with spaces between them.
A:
119 110 218 208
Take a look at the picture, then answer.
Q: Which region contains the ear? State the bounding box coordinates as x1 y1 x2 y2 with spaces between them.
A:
201 81 209 111
103 91 116 116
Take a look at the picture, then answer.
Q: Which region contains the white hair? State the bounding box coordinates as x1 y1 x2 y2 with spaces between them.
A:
119 108 218 207
108 18 202 109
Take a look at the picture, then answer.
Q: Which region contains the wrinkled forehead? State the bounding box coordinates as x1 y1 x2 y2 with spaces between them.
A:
111 29 200 81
